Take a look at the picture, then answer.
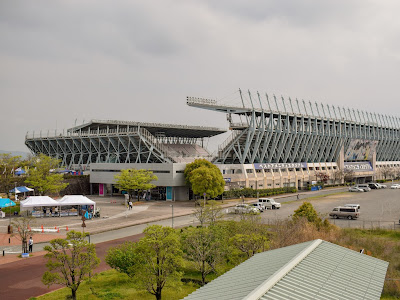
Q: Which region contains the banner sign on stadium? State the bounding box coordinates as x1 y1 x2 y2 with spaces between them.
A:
254 162 307 170
344 162 373 172
345 139 378 161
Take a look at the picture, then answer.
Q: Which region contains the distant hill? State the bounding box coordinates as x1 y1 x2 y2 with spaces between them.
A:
0 150 30 158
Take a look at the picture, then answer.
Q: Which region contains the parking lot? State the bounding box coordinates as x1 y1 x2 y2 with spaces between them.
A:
255 184 400 229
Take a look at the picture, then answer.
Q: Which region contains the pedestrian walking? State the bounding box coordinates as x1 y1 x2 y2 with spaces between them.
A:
297 194 300 200
28 237 33 253
128 200 133 210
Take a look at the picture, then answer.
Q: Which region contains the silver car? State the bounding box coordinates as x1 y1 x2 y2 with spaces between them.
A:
349 186 364 192
234 204 259 214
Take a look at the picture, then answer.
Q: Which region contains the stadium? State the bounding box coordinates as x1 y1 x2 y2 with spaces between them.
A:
25 90 400 200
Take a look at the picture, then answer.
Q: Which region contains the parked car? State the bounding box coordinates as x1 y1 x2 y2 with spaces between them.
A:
356 184 371 192
390 184 400 189
234 204 259 214
344 204 361 210
251 203 265 212
329 206 360 219
258 198 281 209
367 183 379 189
349 186 364 192
376 183 387 189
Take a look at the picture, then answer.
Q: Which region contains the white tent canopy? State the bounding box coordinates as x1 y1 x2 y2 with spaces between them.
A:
58 195 95 206
58 195 96 216
20 196 59 209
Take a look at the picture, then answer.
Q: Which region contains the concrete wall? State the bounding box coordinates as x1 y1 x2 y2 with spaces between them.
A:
90 163 186 186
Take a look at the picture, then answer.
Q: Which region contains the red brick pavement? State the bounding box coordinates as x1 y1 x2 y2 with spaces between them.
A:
0 233 144 300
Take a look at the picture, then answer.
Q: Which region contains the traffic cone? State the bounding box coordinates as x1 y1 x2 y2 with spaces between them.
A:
57 227 59 233
55 226 57 229
41 225 44 233
66 226 69 231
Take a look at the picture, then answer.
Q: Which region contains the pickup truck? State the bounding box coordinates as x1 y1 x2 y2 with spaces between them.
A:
258 198 281 210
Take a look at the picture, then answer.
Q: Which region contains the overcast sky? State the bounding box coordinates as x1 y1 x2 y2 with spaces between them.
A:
1 0 400 153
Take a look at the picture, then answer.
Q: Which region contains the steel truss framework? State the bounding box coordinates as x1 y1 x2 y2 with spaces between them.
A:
25 127 175 168
187 91 400 164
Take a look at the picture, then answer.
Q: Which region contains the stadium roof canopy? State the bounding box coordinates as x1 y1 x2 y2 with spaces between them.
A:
68 119 226 138
183 239 389 300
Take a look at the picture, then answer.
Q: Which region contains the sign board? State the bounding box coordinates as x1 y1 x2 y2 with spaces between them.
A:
254 162 307 170
345 139 378 161
99 184 104 196
344 162 373 172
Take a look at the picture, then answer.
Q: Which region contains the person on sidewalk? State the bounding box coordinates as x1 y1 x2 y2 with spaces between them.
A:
128 200 133 210
28 237 33 253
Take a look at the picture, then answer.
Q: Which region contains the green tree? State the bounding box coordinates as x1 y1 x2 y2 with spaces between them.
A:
193 200 223 227
184 159 225 199
105 241 138 276
181 226 222 285
11 216 36 253
132 225 183 300
292 202 320 224
25 154 68 195
42 231 100 300
114 169 157 201
0 153 22 197
229 218 270 259
230 233 268 258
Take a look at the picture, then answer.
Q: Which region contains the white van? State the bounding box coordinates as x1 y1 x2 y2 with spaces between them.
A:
258 198 281 210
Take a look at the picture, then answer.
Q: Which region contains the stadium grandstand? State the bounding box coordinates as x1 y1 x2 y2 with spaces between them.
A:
25 90 400 200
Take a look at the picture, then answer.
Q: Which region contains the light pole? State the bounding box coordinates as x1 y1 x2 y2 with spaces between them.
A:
170 204 174 228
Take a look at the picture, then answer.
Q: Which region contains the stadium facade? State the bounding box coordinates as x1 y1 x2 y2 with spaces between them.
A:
25 90 400 200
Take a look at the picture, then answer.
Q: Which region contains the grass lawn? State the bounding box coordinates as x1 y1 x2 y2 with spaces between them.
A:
33 270 200 300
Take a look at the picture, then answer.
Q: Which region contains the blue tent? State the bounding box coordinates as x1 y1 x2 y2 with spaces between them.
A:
9 186 34 193
0 198 16 208
15 168 26 176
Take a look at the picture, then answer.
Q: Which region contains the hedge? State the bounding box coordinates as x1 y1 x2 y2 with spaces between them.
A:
223 187 297 199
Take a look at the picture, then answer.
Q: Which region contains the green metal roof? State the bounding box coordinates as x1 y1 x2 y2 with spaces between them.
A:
183 239 389 300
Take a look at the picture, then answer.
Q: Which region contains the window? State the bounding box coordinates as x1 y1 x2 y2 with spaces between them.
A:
176 170 184 173
309 167 314 171
246 169 253 173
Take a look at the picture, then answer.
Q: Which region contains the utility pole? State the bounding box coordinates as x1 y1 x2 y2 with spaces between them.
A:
170 204 174 228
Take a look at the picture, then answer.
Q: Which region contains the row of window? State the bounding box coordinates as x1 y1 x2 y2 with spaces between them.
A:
223 166 338 174
91 169 178 174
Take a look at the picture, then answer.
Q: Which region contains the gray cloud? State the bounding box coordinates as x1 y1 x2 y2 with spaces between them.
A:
1 0 400 152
